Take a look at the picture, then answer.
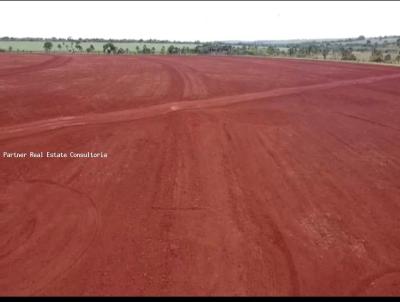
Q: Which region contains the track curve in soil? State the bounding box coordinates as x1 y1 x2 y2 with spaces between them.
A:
0 180 99 296
1 71 399 141
0 55 72 77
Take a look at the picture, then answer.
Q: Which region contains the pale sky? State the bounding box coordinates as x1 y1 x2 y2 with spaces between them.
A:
1 1 399 41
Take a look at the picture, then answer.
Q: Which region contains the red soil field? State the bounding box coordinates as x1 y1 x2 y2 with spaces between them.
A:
0 54 400 296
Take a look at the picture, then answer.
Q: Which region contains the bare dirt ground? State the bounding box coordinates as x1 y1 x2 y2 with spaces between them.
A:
0 54 400 296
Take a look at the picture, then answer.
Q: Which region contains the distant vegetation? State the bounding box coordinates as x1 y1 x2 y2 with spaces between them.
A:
1 35 400 65
43 41 53 52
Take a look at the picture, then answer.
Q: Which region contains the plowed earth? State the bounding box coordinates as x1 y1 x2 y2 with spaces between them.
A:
1 54 400 296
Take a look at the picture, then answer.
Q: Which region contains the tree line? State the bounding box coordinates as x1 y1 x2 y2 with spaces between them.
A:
38 40 400 63
1 36 200 44
3 38 400 65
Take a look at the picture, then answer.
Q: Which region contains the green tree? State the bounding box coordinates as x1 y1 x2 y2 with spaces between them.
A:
43 41 53 52
142 44 150 54
75 43 83 52
86 44 95 53
340 48 356 61
160 45 166 55
266 46 275 56
384 54 391 62
57 44 62 51
288 47 296 56
322 47 329 60
168 45 179 54
370 47 383 62
103 42 116 54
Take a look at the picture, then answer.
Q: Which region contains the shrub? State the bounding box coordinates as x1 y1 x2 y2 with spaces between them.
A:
370 48 383 62
160 46 166 55
341 48 356 61
86 44 95 53
384 54 392 62
322 48 329 59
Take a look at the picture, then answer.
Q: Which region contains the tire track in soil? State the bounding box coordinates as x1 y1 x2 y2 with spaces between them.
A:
151 58 209 99
222 126 300 295
2 55 400 295
0 179 100 296
1 71 400 142
140 58 185 102
136 112 298 295
350 270 400 296
334 111 400 132
0 56 73 77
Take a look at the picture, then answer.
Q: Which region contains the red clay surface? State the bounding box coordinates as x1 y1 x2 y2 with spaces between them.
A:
1 54 400 296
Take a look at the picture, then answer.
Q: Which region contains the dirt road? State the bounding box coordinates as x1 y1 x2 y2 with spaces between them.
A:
1 54 400 296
